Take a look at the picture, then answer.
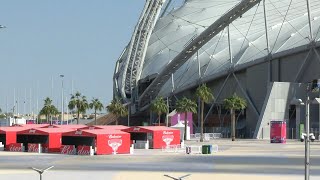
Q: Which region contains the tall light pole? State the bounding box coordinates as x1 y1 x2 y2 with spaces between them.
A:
305 91 310 180
60 75 64 125
293 81 320 180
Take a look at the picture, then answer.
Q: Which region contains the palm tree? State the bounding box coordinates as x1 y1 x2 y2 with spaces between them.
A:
68 91 89 124
150 96 168 126
176 97 197 140
89 98 104 125
106 99 128 125
196 84 214 142
39 97 59 124
223 93 247 141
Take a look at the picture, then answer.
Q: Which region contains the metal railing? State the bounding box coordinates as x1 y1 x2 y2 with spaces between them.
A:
190 133 222 141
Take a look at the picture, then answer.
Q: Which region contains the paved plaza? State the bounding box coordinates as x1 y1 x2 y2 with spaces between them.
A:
1 140 320 179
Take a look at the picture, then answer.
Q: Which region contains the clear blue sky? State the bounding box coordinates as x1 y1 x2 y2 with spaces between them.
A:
0 1 144 114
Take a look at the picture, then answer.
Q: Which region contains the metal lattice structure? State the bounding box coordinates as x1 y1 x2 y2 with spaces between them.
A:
114 0 166 102
114 0 320 138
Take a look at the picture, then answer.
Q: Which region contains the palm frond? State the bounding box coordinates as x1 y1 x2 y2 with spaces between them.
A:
195 84 214 103
176 97 197 114
223 93 247 111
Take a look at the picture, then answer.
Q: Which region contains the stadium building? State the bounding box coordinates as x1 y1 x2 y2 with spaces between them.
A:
112 0 320 139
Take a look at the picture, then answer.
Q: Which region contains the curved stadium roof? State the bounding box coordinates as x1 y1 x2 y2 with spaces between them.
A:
117 0 320 102
141 0 320 94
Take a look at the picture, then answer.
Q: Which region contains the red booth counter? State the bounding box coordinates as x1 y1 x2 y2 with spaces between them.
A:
123 126 180 149
62 129 130 155
0 126 29 150
17 128 73 152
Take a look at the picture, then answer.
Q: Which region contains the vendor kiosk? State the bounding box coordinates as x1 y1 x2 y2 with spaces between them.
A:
123 126 180 149
0 126 28 151
17 128 73 152
62 129 130 155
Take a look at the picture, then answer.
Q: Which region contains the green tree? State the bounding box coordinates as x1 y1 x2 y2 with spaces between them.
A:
89 98 104 125
176 97 197 140
68 91 89 124
0 108 4 119
39 97 59 124
196 84 214 142
223 93 247 141
106 99 128 125
0 108 6 119
150 96 168 126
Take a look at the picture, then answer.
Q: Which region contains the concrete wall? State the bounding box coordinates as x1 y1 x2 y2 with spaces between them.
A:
254 82 291 139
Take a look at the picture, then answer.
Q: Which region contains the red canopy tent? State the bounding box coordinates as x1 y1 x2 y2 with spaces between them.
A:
62 129 130 155
17 127 73 152
123 126 180 149
0 126 30 149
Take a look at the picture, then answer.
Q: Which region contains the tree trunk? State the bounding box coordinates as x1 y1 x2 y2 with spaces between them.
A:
77 111 80 124
158 114 161 126
94 109 97 125
115 117 118 125
231 109 236 141
200 101 204 142
184 112 187 141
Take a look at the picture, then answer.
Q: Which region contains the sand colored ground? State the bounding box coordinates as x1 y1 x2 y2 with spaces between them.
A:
113 172 308 180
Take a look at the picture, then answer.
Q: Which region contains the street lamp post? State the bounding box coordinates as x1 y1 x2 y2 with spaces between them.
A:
30 166 54 180
60 75 64 125
292 81 320 180
305 93 310 180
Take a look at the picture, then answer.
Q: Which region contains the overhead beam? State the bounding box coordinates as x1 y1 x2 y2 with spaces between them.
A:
139 0 262 107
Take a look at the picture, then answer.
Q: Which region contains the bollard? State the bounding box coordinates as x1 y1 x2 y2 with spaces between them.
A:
186 146 191 154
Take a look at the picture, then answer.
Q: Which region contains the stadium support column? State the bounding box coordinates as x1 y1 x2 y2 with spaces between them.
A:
197 51 201 79
171 74 174 93
197 50 201 129
306 0 313 41
166 97 169 127
263 0 271 83
227 26 232 65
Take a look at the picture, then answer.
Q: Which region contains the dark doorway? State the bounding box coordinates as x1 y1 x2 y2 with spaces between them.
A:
130 133 147 141
17 135 48 151
0 134 6 146
62 136 95 147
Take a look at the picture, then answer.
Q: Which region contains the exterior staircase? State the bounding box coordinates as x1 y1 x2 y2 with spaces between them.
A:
87 113 119 125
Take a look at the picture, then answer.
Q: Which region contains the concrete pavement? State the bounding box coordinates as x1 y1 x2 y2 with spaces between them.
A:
1 139 320 179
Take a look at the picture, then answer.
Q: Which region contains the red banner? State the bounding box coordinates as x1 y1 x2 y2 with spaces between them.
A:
77 145 91 155
60 145 76 155
6 143 24 152
28 143 40 152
